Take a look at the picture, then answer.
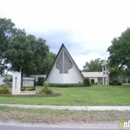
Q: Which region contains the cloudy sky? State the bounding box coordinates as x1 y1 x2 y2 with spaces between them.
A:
0 0 130 69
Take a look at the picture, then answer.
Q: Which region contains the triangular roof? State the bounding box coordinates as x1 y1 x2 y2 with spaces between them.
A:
101 60 108 66
45 44 84 83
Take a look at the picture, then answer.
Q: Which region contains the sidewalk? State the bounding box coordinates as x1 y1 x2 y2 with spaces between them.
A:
0 104 130 111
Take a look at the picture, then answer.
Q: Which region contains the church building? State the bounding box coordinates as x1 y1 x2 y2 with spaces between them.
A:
45 44 84 84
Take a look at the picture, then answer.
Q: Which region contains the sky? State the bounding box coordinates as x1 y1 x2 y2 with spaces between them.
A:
0 0 130 70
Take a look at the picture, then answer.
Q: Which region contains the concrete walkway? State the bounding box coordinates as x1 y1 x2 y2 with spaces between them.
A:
0 104 130 111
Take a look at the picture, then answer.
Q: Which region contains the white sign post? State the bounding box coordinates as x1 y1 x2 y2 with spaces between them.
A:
12 72 21 95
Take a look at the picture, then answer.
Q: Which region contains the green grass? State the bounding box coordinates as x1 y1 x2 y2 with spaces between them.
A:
0 85 130 106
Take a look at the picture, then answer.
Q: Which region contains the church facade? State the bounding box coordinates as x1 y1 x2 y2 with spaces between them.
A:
45 44 84 84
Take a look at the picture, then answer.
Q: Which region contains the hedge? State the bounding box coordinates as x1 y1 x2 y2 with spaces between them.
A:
38 77 44 86
49 83 84 87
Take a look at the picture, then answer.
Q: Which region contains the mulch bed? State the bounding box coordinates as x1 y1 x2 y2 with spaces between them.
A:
0 93 61 97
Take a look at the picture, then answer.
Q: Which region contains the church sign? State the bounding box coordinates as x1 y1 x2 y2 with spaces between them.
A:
22 77 35 89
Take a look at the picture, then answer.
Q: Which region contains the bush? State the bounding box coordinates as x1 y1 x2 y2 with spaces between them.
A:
84 78 91 86
91 79 95 84
109 79 122 85
49 83 84 87
109 82 113 85
95 82 98 85
38 77 44 86
90 82 93 86
0 86 10 94
10 78 12 82
39 83 53 95
118 82 122 85
3 77 11 85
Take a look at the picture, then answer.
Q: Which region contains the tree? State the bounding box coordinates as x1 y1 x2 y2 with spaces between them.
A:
83 58 104 72
107 28 130 68
0 18 16 75
42 52 56 74
109 67 123 81
4 29 49 76
124 68 130 76
0 17 52 76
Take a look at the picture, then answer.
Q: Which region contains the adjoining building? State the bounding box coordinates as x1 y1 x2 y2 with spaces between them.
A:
82 72 104 84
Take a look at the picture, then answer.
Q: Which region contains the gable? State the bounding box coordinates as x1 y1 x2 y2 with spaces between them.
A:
45 44 84 83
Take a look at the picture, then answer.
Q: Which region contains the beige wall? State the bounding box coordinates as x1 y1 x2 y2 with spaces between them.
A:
45 63 83 84
45 48 84 84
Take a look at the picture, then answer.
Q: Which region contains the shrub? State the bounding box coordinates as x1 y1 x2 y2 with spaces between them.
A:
91 79 95 84
3 77 11 85
95 82 98 85
49 83 84 87
109 82 113 85
90 82 93 86
109 79 122 85
10 78 12 82
38 77 44 86
39 83 53 95
0 86 10 94
118 82 122 85
84 78 91 86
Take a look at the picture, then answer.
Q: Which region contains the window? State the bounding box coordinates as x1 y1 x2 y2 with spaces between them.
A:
56 50 73 73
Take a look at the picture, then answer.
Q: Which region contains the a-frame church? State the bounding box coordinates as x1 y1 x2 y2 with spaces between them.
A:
45 44 84 84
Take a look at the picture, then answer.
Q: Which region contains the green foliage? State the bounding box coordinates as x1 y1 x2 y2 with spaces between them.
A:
3 78 9 85
107 28 130 68
1 85 130 106
38 77 44 86
0 86 10 94
49 83 84 87
95 82 98 85
2 73 12 85
123 68 130 76
91 79 95 84
5 29 49 76
84 78 91 86
3 77 10 82
83 58 104 72
109 79 122 85
109 67 123 81
0 18 16 76
39 83 53 95
42 52 56 74
0 18 50 76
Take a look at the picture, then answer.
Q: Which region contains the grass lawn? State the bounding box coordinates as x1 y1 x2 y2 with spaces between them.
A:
0 85 130 106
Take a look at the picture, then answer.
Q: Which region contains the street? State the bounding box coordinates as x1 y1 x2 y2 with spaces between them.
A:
0 123 127 130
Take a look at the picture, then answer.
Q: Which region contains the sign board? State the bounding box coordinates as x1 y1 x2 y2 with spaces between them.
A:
22 77 35 88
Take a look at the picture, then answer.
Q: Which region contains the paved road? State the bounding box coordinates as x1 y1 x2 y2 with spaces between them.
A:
0 124 127 130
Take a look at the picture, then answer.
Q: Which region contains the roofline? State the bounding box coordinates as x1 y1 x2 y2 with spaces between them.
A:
45 43 84 80
45 44 64 80
62 44 84 78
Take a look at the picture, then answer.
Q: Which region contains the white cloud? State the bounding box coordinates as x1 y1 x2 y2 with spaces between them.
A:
73 52 109 70
0 0 130 70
